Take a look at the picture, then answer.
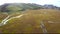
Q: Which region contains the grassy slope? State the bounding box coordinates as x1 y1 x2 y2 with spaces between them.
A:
0 14 8 23
0 9 60 33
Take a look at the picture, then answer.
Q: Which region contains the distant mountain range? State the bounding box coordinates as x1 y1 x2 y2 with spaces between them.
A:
0 3 60 13
42 4 60 9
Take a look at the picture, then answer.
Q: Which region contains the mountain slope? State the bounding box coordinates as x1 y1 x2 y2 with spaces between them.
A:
0 3 60 14
0 3 41 14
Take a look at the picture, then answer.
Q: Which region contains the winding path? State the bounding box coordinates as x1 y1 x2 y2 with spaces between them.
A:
0 14 24 26
40 21 47 33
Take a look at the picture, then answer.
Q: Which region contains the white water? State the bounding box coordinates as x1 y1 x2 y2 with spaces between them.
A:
0 14 24 26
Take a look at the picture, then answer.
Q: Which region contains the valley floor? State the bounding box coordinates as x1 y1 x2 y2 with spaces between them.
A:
0 9 60 33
